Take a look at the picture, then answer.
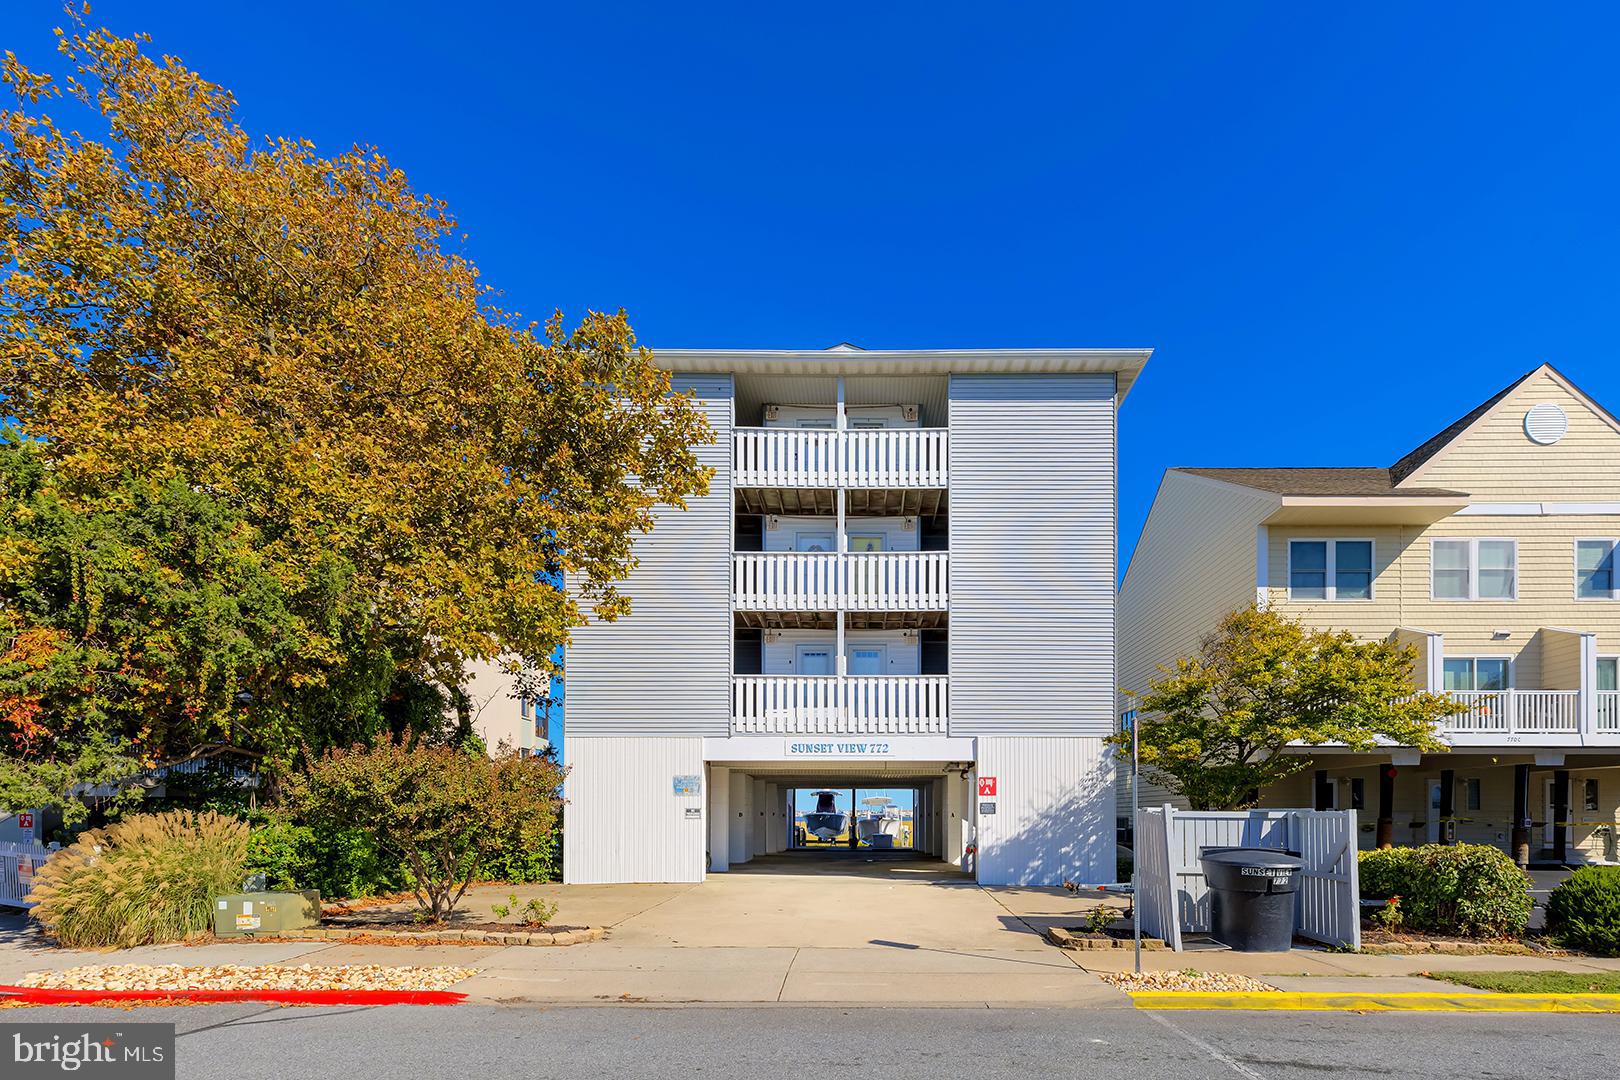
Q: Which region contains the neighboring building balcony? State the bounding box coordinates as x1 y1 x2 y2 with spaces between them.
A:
1393 626 1620 746
731 675 949 734
732 551 949 612
733 428 948 489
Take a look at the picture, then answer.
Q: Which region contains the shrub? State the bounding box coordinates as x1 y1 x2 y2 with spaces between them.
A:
1357 843 1532 938
1545 866 1620 956
27 811 249 947
245 814 407 900
287 740 564 921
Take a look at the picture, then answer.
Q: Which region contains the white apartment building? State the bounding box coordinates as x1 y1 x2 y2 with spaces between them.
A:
562 346 1150 885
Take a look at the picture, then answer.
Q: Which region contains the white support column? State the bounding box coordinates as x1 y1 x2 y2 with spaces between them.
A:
729 771 752 865
708 765 731 873
944 770 966 867
1580 630 1599 737
765 783 782 853
752 777 768 857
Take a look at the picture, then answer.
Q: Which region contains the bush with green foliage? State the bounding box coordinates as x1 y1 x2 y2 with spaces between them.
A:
27 811 249 947
287 740 563 920
1544 865 1620 956
245 814 407 899
1358 843 1532 938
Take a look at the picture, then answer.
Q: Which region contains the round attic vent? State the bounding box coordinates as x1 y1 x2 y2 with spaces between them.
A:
1524 402 1568 445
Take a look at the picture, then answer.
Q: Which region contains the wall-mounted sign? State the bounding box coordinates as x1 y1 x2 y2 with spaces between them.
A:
977 776 997 798
684 807 702 820
17 812 33 829
785 740 895 757
672 775 702 797
979 802 997 815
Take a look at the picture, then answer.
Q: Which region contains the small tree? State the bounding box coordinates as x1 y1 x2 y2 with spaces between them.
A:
1114 606 1453 810
288 741 564 921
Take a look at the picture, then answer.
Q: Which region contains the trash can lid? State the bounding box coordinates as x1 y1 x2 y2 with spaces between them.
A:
1199 847 1305 871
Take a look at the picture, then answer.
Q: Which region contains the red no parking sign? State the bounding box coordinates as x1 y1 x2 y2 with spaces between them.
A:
977 776 996 798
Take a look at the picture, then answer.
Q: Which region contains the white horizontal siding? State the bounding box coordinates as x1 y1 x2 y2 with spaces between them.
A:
975 737 1115 886
563 737 706 883
948 374 1118 736
565 375 733 736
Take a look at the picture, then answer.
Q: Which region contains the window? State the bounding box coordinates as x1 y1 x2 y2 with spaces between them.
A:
1442 657 1510 692
1348 778 1366 812
1288 539 1374 601
1577 540 1618 599
1464 777 1482 812
1431 538 1517 600
848 535 885 552
1598 657 1618 692
1584 778 1600 814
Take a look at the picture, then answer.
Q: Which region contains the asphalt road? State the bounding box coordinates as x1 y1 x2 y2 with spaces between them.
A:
3 1004 1612 1080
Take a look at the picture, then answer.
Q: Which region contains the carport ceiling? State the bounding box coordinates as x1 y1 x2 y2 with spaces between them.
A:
718 761 968 784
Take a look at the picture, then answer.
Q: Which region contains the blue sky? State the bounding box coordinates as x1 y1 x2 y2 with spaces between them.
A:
5 2 1619 570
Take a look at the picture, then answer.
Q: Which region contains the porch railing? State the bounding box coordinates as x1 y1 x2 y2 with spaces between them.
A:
733 551 948 611
1438 690 1582 735
731 675 949 734
1599 691 1620 734
733 428 948 488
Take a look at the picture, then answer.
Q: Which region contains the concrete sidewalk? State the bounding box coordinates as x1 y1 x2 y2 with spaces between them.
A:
3 851 1616 1006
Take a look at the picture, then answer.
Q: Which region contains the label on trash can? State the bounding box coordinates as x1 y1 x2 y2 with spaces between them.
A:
1240 867 1294 879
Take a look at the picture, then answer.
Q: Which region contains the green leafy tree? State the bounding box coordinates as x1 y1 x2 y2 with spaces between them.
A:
1114 606 1453 810
287 740 564 921
0 21 710 796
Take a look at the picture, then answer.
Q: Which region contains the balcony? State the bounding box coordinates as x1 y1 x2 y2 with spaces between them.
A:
734 428 948 489
732 675 949 734
1437 690 1582 737
733 551 949 612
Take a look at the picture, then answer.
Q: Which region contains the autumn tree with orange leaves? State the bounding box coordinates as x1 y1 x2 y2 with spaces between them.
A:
0 17 710 819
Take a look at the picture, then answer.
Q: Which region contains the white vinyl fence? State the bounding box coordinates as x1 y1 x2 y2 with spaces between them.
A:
1134 805 1360 951
0 840 52 908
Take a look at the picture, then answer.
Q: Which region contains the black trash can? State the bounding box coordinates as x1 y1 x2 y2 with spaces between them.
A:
1199 847 1306 952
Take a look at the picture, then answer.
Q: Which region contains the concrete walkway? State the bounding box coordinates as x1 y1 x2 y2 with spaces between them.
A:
3 850 1616 1006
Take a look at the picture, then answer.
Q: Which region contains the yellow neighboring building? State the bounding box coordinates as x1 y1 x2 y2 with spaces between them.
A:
1120 364 1620 866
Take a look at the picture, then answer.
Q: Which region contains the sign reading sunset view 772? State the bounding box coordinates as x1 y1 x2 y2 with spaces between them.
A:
784 740 895 757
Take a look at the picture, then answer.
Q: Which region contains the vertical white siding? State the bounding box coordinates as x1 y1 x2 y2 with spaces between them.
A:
563 737 706 883
948 374 1118 736
565 375 734 735
975 736 1116 886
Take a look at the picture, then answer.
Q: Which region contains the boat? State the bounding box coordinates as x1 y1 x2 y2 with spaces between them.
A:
803 790 847 841
856 796 903 848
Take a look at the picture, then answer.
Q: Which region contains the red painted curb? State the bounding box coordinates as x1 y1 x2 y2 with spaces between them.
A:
0 984 466 1006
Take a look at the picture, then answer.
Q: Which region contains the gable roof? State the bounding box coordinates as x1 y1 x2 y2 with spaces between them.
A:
1173 467 1464 498
1387 369 1537 484
1178 363 1618 499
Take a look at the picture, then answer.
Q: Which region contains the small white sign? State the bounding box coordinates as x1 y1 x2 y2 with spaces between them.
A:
684 807 702 820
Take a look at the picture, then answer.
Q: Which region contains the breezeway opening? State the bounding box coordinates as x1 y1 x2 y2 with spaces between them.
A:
704 759 975 877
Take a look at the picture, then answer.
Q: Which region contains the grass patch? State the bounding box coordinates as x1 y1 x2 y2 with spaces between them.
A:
1424 970 1620 994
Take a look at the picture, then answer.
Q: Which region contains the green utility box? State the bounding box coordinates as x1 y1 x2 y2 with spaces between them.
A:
213 891 321 937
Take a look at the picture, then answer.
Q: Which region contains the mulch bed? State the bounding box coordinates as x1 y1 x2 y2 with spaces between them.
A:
1047 926 1167 951
1357 927 1564 955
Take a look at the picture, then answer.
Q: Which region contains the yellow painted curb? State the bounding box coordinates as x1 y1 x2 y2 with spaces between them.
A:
1130 991 1620 1013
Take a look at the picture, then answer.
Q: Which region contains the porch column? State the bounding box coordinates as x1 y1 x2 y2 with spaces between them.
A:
1438 769 1455 844
1313 770 1332 811
1377 764 1396 849
944 770 966 867
729 771 752 865
708 765 731 872
1553 769 1571 864
1511 763 1531 869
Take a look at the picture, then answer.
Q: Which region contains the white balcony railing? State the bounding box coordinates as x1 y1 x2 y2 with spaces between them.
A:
732 675 949 734
1599 692 1620 734
733 428 947 488
733 551 948 611
1438 690 1582 735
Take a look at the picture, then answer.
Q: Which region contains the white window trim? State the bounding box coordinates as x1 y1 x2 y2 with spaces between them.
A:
1429 537 1518 602
1574 538 1620 601
1441 654 1516 692
1286 538 1376 602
